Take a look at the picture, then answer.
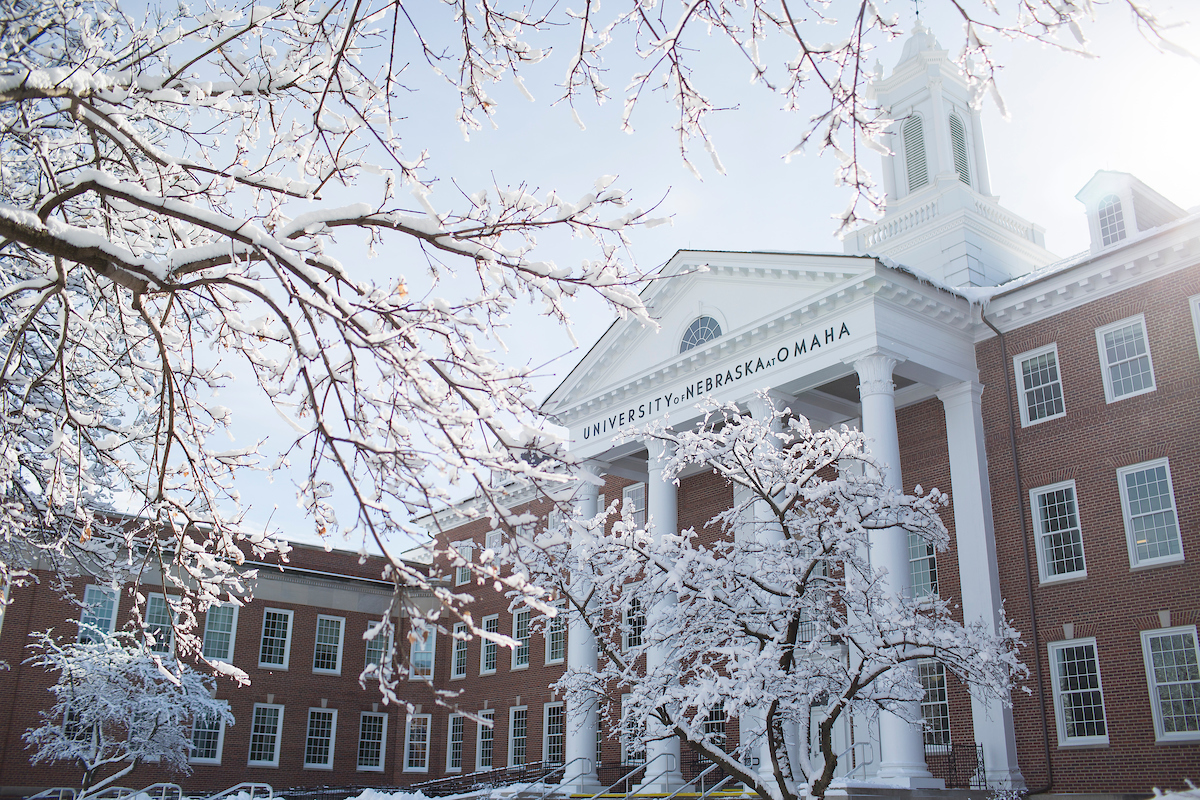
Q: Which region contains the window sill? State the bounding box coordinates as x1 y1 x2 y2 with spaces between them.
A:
480 669 496 676
303 764 334 771
1104 385 1156 404
257 664 288 671
545 659 565 667
313 668 341 676
1130 555 1185 571
1020 411 1067 429
1056 739 1109 749
511 663 529 672
1039 572 1087 586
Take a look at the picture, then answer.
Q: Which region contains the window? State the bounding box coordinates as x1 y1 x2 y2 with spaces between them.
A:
410 627 435 679
544 703 565 765
357 712 388 771
477 710 495 771
508 706 528 767
452 622 468 678
1049 638 1108 746
404 714 431 772
1015 345 1065 426
248 703 284 766
202 605 238 662
1096 315 1155 402
258 608 293 669
304 708 337 769
548 508 564 531
624 597 645 650
145 594 175 655
597 727 603 768
313 615 345 674
679 316 722 353
623 483 646 528
1098 194 1127 246
485 530 503 554
447 713 465 772
481 615 499 674
1190 295 1200 361
512 609 530 669
948 113 970 186
903 115 928 192
918 660 951 746
190 708 227 765
1031 481 1086 583
454 542 474 586
79 585 117 643
1141 626 1200 741
1118 458 1183 568
546 600 566 665
703 702 727 749
621 695 646 765
908 531 938 599
365 628 392 669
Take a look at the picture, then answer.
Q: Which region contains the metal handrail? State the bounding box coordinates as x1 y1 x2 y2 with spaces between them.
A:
838 742 874 780
696 773 736 800
27 789 77 800
203 783 274 800
511 757 593 800
79 787 132 800
586 752 678 800
130 784 182 800
660 761 722 800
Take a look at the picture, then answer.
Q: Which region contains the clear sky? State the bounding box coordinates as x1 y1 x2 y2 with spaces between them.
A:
223 0 1200 551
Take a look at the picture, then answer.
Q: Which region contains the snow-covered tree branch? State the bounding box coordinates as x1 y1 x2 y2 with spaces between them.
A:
514 398 1026 800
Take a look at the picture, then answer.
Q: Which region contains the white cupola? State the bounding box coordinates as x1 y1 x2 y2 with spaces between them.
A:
842 25 1058 287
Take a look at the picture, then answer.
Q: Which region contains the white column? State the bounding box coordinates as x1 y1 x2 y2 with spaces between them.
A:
563 464 604 792
855 353 941 788
937 381 1025 789
636 439 685 792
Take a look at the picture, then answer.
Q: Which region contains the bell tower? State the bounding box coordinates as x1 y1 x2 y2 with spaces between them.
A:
842 25 1058 286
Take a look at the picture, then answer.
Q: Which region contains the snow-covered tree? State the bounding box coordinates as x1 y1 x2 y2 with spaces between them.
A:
22 631 233 795
514 397 1026 800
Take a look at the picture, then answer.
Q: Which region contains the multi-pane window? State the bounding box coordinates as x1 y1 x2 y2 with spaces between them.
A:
485 530 503 554
357 712 388 771
410 627 435 679
1119 458 1182 567
454 542 474 586
477 710 495 771
452 622 468 678
447 713 465 771
1049 639 1108 746
1096 315 1155 402
304 708 337 768
1141 626 1200 741
703 702 727 749
202 605 238 662
1015 345 1065 425
509 706 528 767
596 727 603 768
623 483 647 528
547 600 566 665
918 660 951 746
365 628 391 669
190 710 226 764
313 615 344 674
145 594 175 654
79 585 117 643
624 598 645 650
248 704 284 766
679 316 723 353
405 714 431 772
621 694 646 765
1098 194 1127 246
482 615 499 674
908 531 938 599
512 609 531 669
258 609 293 668
544 703 565 765
1032 481 1086 582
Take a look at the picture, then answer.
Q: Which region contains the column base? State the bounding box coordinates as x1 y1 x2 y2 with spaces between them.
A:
983 768 1025 790
560 776 604 795
870 775 945 790
633 775 687 794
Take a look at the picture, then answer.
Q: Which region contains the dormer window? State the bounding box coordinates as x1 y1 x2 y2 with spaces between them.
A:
949 113 971 187
680 316 722 353
1098 195 1127 246
902 115 928 192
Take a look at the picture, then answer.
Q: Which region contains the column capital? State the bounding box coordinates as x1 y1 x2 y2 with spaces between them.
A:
744 390 795 428
573 461 607 501
853 352 899 399
936 380 984 408
645 437 676 468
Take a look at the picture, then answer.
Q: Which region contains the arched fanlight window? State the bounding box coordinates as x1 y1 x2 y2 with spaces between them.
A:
1098 195 1127 247
949 113 971 186
679 316 722 353
903 115 929 192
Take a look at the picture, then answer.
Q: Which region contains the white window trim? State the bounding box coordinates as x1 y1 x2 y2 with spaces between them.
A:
1190 295 1200 361
1095 314 1156 403
79 585 118 641
404 713 432 773
303 707 338 770
1140 625 1200 743
512 609 530 671
248 703 284 767
623 483 646 528
1048 638 1109 748
620 693 646 765
409 627 436 680
189 709 227 765
543 702 565 766
481 615 499 675
477 710 495 772
356 711 388 773
1014 343 1066 427
145 593 177 656
365 628 392 670
622 595 645 652
508 705 529 768
545 600 567 666
1118 457 1184 569
453 541 474 586
451 622 468 679
201 604 239 663
446 712 465 773
258 608 294 669
312 614 346 675
1030 480 1088 585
